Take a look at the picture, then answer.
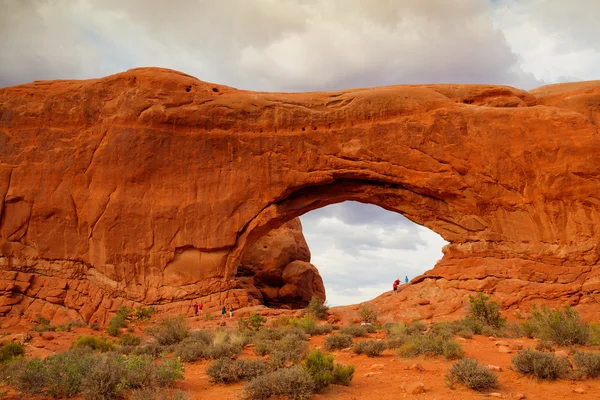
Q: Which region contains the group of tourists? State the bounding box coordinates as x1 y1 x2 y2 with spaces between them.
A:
192 301 234 318
392 276 409 294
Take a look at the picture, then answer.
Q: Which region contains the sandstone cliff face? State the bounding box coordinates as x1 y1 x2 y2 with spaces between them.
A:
1 68 599 324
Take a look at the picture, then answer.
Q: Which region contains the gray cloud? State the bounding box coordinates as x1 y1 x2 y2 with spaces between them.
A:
1 0 543 90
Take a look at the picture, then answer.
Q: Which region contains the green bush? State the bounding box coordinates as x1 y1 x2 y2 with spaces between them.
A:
208 342 244 359
56 322 73 332
79 353 125 400
72 336 114 352
468 293 506 329
122 354 154 390
590 322 600 345
0 342 25 363
357 303 378 324
119 334 142 346
207 358 270 383
511 348 572 380
289 316 318 335
535 340 555 352
340 325 368 337
90 322 100 331
397 334 464 360
147 317 188 345
353 340 386 357
135 306 157 321
129 388 190 400
8 358 48 394
304 350 333 390
269 335 309 368
132 342 165 359
446 358 499 391
187 329 213 344
173 338 209 362
153 356 185 387
324 333 353 351
312 324 334 335
529 305 589 346
332 363 354 386
107 314 127 337
45 350 96 397
33 316 55 332
244 366 315 400
238 313 266 332
305 297 329 320
572 351 600 379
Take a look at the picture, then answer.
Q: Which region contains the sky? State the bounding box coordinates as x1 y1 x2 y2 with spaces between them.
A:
1 0 599 305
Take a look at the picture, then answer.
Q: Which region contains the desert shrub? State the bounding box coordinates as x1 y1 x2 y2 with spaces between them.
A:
385 334 407 349
313 324 334 335
207 358 270 383
572 351 600 379
34 316 55 332
511 348 572 380
535 340 555 352
406 320 427 335
0 342 24 363
56 322 73 332
340 325 368 337
147 317 188 345
446 358 499 391
107 314 128 337
589 323 600 346
173 338 209 362
529 305 589 346
398 334 464 360
7 358 48 394
357 303 378 324
122 354 154 389
119 334 142 346
244 366 315 400
153 356 185 387
385 322 407 336
430 321 457 338
289 316 318 335
269 336 309 369
304 350 333 390
305 297 329 320
324 333 353 351
90 322 100 331
133 341 165 359
72 335 114 352
238 313 266 332
129 388 190 400
44 350 96 397
353 340 386 357
71 319 87 328
456 328 474 339
468 293 506 329
79 354 125 400
332 363 354 386
187 329 213 344
208 342 244 359
135 306 156 321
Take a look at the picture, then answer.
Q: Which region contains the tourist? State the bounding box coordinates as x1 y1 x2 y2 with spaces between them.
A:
405 276 409 284
193 302 199 316
199 302 203 315
221 305 226 319
393 281 398 294
229 306 233 318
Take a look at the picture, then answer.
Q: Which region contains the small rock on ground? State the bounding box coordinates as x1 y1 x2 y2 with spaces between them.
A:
498 345 512 353
402 382 425 395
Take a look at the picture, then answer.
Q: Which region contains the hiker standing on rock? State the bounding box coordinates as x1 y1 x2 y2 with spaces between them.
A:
405 276 409 284
193 302 199 316
393 278 400 294
229 306 233 318
198 302 203 315
221 305 226 319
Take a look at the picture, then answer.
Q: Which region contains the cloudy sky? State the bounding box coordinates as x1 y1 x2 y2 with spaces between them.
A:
2 0 599 305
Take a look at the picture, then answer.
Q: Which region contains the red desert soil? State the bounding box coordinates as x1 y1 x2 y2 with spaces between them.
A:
1 306 599 400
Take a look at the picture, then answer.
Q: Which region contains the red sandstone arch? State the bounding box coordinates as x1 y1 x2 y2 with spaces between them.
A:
1 68 600 324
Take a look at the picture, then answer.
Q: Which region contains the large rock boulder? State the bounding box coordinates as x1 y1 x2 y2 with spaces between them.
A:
238 218 325 308
1 68 600 324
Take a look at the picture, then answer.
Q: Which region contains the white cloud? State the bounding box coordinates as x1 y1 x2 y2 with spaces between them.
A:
300 202 447 306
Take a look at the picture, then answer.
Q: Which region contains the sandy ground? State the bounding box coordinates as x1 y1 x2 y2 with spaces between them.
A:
1 313 599 400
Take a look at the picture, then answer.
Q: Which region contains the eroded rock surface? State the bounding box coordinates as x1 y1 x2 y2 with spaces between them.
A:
1 68 600 324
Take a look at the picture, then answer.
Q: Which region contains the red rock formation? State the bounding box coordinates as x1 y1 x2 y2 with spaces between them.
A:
1 68 599 324
237 218 325 308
